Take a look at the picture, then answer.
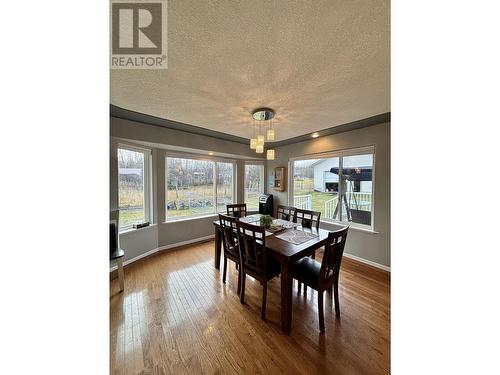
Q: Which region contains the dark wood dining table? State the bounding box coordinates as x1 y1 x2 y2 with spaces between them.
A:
213 216 329 334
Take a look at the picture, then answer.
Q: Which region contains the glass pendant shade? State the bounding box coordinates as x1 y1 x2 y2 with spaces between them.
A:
257 135 265 148
250 138 257 149
251 108 276 157
267 129 275 141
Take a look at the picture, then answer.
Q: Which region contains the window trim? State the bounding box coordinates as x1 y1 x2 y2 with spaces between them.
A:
117 144 153 232
288 145 376 231
164 153 237 222
244 161 265 211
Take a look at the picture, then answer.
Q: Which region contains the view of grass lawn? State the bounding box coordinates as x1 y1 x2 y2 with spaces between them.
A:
120 178 344 225
245 194 260 211
294 178 338 218
166 184 237 219
120 184 264 225
120 208 145 227
119 188 145 227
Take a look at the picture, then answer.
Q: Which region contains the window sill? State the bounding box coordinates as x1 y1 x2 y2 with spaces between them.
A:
164 213 220 224
119 223 157 235
320 220 379 234
347 226 379 234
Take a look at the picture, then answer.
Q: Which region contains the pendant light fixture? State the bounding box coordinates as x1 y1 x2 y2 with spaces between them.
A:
257 135 265 147
257 117 265 147
267 118 275 141
250 119 257 149
251 108 276 158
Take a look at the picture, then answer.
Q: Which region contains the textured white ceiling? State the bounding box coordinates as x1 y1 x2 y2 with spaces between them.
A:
111 0 390 141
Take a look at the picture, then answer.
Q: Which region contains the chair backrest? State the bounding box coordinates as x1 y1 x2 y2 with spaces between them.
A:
236 221 267 276
219 214 239 258
320 227 349 285
293 208 321 230
110 210 119 256
110 222 118 256
227 203 247 218
276 205 296 221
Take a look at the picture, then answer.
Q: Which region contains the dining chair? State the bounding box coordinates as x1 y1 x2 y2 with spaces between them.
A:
276 204 296 221
110 210 125 292
293 208 321 231
236 221 281 320
227 203 247 218
219 214 241 294
293 226 349 333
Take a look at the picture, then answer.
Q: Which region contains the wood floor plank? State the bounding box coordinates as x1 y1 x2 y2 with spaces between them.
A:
110 240 390 374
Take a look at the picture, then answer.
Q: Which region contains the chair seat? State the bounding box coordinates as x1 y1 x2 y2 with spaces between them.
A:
265 258 282 278
225 244 239 260
292 257 322 289
245 257 281 279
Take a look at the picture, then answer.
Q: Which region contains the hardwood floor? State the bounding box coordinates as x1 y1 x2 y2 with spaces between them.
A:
110 240 390 374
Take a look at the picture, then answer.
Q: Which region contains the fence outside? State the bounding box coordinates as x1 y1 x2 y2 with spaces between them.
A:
293 194 312 210
293 192 372 220
324 196 339 220
346 192 372 211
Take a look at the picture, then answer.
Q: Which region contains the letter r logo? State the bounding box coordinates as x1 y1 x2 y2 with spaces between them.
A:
112 3 162 54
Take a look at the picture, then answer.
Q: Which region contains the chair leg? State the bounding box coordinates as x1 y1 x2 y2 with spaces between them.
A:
318 290 325 333
240 272 246 304
222 256 228 284
261 280 267 320
237 266 241 295
117 257 124 292
334 281 340 316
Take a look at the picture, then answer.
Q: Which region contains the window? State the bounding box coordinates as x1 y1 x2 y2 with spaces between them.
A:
118 146 152 230
216 162 234 213
166 156 235 220
244 163 264 210
290 147 374 228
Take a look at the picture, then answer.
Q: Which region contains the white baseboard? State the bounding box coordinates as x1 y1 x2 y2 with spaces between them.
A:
109 234 215 272
343 252 391 272
157 234 214 252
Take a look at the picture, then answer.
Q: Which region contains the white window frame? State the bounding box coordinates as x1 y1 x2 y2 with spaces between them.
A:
244 161 265 211
165 152 237 222
288 145 376 230
117 144 153 232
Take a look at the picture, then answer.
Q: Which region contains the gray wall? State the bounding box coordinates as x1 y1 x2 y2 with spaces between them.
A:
111 117 260 159
111 117 264 263
111 116 390 268
266 122 390 267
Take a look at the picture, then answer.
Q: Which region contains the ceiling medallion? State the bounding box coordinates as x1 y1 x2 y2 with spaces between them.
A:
250 108 276 159
252 108 275 121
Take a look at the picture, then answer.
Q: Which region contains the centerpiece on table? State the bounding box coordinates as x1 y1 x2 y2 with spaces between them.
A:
259 214 273 228
260 214 285 233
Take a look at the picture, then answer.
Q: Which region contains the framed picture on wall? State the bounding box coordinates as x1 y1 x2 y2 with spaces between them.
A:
274 167 286 192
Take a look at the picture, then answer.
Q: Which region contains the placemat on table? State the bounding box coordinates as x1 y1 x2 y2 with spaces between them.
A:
275 230 319 245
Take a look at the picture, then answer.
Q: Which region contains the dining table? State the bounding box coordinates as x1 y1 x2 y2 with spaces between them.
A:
213 214 329 334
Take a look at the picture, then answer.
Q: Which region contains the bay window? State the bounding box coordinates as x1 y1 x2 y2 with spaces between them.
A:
117 146 152 231
166 156 235 220
244 163 264 210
